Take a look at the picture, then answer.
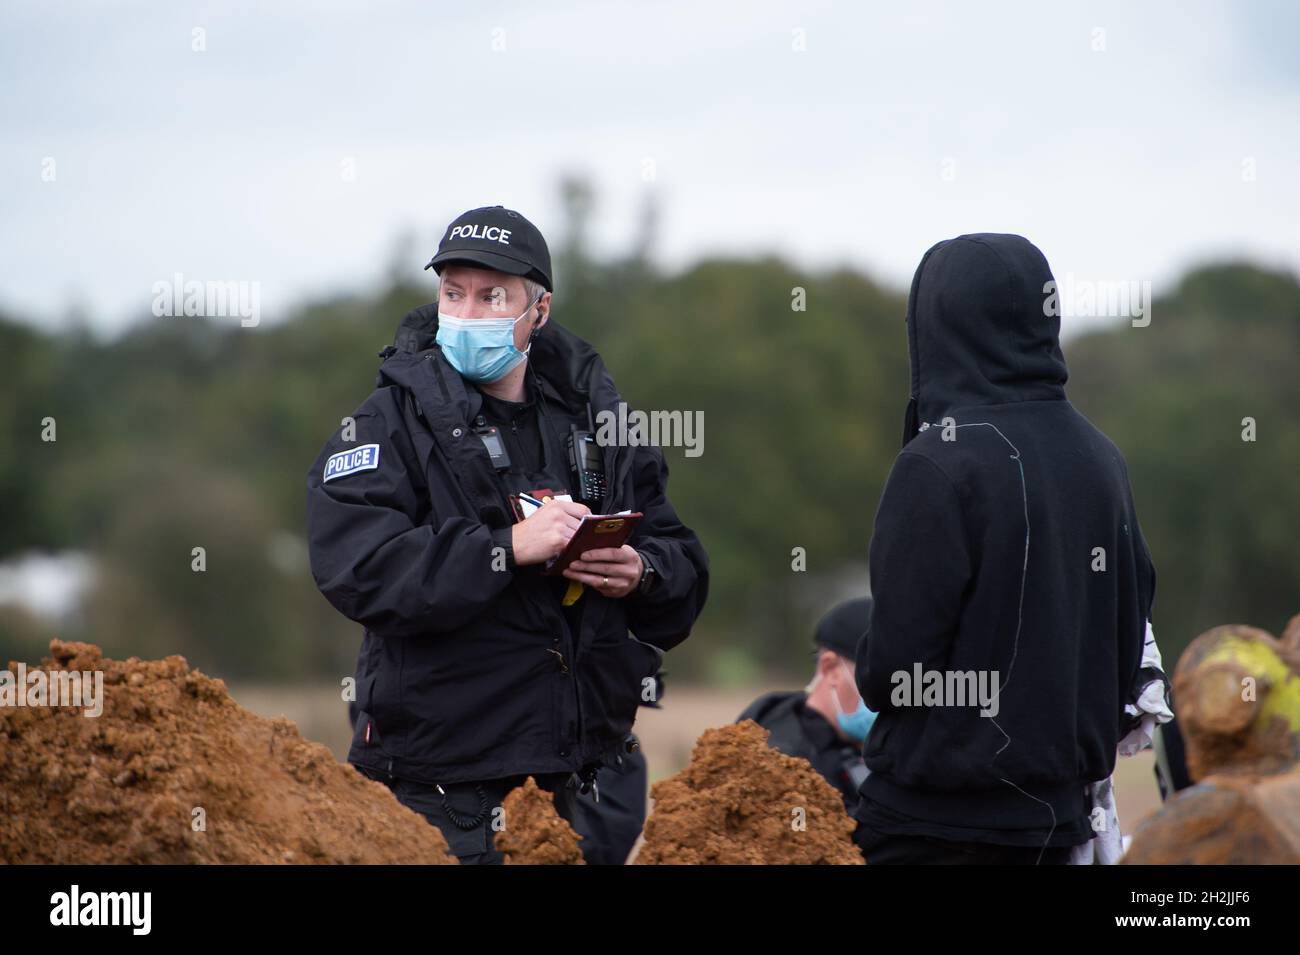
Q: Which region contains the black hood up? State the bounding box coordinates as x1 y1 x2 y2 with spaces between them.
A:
902 233 1068 445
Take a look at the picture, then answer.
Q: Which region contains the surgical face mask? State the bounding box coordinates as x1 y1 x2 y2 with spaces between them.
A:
830 661 877 743
436 296 539 383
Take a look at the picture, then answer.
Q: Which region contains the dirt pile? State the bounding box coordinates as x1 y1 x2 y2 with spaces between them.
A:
635 720 863 864
495 776 586 864
0 641 455 864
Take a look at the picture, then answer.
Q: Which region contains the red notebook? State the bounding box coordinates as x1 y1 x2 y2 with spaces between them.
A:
541 512 643 576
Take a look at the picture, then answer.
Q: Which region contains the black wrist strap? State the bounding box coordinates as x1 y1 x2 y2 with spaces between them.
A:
636 550 656 593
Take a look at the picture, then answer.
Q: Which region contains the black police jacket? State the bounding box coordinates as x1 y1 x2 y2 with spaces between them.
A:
306 303 709 785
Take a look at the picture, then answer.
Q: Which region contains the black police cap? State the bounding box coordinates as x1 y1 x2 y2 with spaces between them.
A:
424 205 553 292
813 596 873 662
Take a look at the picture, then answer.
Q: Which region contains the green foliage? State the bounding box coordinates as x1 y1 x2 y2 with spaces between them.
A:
2 250 1296 682
1065 264 1300 664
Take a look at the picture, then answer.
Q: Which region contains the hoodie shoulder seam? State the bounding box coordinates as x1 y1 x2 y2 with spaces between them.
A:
898 445 961 497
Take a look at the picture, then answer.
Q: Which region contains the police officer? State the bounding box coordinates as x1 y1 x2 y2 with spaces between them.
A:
736 597 875 822
307 205 709 864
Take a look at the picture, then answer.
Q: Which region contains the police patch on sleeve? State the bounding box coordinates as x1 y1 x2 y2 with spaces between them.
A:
323 443 381 482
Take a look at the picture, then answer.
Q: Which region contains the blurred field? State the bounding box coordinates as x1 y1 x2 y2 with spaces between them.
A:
229 682 1163 838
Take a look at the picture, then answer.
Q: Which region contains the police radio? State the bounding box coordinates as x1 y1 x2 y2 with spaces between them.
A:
567 423 607 507
473 415 511 471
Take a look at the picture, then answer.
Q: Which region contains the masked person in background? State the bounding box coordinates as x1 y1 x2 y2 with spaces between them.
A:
307 206 709 864
738 597 875 834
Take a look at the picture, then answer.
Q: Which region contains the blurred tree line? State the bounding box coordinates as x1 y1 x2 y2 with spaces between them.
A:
1 187 1297 684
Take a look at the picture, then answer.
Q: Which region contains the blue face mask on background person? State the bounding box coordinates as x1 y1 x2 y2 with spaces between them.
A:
436 296 539 383
831 661 877 742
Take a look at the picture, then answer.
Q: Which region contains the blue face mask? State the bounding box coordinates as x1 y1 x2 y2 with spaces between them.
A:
436 297 538 383
831 661 877 743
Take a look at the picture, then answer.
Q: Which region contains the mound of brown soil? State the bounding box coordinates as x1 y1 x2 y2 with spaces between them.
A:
496 777 585 864
635 720 863 864
0 641 455 864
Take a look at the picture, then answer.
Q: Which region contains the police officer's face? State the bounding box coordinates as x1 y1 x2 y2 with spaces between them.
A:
438 265 548 353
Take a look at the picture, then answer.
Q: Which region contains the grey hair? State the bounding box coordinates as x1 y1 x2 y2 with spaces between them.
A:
520 276 546 311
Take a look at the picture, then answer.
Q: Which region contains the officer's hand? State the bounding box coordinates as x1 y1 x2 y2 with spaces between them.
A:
511 499 591 566
564 545 642 598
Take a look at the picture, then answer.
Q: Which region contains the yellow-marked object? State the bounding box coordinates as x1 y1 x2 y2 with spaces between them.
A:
1175 623 1300 781
1123 618 1300 864
550 495 586 605
1199 634 1300 735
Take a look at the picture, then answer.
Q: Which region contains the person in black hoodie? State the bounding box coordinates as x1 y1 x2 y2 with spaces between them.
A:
854 233 1156 865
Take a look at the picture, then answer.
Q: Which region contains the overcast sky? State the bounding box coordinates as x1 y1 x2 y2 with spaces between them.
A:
2 0 1297 338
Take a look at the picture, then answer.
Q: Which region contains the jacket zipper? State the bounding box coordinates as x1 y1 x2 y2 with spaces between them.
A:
566 613 584 759
549 621 583 761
